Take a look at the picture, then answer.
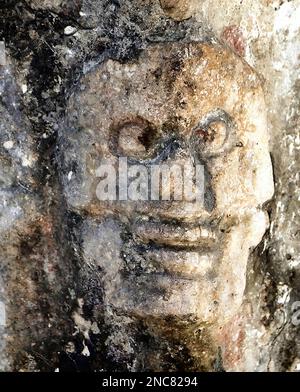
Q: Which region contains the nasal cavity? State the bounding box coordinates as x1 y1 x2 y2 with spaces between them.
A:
204 167 216 212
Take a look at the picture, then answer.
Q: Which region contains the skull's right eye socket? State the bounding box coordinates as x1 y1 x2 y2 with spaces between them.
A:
194 120 228 155
192 110 236 158
110 119 158 160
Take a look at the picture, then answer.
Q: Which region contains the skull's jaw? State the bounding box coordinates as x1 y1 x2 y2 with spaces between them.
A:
100 210 269 326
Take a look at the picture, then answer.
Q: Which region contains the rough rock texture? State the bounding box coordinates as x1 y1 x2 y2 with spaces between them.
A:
159 0 197 21
0 0 299 372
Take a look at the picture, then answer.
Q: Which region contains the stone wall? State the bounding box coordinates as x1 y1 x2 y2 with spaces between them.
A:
0 0 299 371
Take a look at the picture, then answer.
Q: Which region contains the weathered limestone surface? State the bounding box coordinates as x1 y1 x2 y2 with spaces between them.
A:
0 0 299 371
195 0 300 372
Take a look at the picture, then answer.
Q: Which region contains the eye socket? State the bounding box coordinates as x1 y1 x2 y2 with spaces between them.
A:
194 121 227 153
192 111 235 158
118 124 148 156
110 118 158 160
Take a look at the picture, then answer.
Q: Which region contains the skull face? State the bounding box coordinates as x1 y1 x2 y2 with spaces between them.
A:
62 42 274 325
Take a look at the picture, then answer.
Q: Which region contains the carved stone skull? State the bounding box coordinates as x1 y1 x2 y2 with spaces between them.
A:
62 42 274 327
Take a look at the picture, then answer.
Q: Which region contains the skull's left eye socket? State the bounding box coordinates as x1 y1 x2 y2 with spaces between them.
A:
110 118 158 160
194 120 227 154
192 110 236 158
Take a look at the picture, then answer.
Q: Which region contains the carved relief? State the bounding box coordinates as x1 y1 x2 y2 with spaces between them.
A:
61 41 274 369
